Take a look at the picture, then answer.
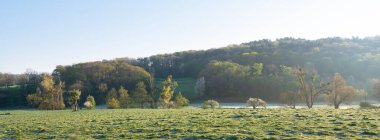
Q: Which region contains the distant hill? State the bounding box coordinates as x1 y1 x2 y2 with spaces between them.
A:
2 36 380 107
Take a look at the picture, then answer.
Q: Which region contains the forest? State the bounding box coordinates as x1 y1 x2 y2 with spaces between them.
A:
1 37 380 108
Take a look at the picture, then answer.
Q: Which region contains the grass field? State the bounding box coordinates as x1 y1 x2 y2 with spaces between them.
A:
0 109 379 139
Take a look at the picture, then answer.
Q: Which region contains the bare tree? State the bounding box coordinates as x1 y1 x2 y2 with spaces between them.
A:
295 68 329 108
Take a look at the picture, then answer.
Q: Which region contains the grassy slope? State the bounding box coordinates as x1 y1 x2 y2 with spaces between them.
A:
155 78 197 99
0 109 379 139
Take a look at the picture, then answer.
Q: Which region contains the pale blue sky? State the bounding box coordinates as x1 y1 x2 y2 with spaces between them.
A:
1 0 380 73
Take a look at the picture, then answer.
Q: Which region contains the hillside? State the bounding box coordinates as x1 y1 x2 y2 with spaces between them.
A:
2 37 380 107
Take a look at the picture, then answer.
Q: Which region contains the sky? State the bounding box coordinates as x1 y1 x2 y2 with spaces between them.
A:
1 0 380 74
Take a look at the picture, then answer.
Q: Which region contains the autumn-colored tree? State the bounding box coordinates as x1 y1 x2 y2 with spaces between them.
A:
26 75 65 110
119 86 131 108
326 73 357 109
295 68 329 108
69 89 81 111
160 75 178 108
133 82 149 108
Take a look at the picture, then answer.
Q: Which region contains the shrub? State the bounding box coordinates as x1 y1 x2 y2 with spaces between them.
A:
174 92 189 108
202 100 220 109
84 95 96 109
360 102 374 109
246 98 267 109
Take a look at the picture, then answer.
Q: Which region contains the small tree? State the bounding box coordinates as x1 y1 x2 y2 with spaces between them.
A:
326 73 357 109
119 86 131 108
160 75 178 108
279 91 299 109
69 89 81 111
174 92 189 108
194 77 206 96
295 68 329 108
26 87 42 108
106 88 120 109
107 98 120 109
84 95 96 109
246 98 267 109
373 80 380 101
202 100 220 109
133 82 149 108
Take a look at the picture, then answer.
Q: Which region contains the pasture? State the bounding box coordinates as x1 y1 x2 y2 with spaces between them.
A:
0 108 379 139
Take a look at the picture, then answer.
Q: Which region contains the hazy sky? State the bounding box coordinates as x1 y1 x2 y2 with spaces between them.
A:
1 0 380 73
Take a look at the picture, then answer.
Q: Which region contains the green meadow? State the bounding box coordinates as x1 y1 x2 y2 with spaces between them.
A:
0 109 378 139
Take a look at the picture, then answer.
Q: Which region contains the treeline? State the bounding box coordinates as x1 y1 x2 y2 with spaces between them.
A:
134 37 380 101
52 60 151 105
2 37 380 107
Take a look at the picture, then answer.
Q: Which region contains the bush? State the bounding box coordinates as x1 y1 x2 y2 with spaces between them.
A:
84 95 96 109
360 102 374 109
174 92 189 108
246 98 267 109
202 100 220 109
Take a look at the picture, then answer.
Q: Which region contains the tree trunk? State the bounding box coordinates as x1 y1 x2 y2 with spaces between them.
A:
334 104 339 109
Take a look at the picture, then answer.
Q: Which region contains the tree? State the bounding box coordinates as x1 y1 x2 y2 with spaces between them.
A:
279 90 299 109
295 68 329 108
26 75 65 110
69 80 84 90
194 77 205 96
200 61 248 98
250 63 263 76
69 89 81 111
174 92 189 108
246 98 267 109
106 98 120 109
326 73 357 109
26 87 42 108
119 86 131 108
133 82 149 108
373 81 380 101
202 100 220 109
84 95 96 109
148 74 156 108
160 75 178 108
106 88 119 109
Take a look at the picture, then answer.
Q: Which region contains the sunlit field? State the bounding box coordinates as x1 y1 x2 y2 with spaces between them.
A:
0 109 378 139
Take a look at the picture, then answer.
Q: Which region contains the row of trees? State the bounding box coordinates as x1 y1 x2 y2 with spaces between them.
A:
105 75 189 109
198 60 296 101
281 69 360 109
26 74 189 110
134 37 380 101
